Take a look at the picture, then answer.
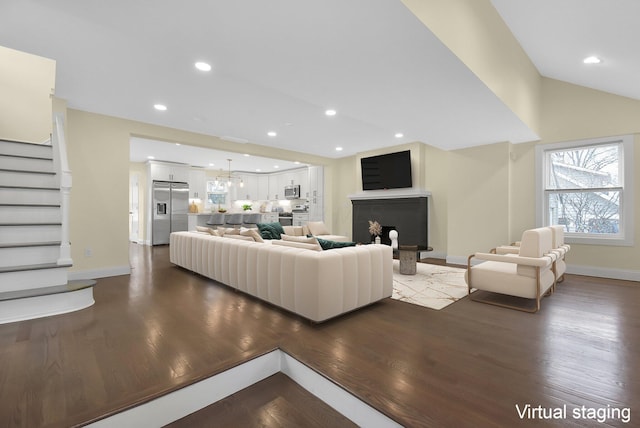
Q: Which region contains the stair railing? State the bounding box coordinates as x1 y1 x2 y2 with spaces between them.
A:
51 113 73 266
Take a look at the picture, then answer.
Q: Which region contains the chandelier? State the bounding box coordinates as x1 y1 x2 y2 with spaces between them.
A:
214 159 244 188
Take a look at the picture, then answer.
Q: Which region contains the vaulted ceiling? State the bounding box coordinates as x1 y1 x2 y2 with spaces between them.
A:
1 0 637 166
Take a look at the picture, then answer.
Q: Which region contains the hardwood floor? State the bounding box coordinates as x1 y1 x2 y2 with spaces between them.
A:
0 244 638 427
166 373 357 428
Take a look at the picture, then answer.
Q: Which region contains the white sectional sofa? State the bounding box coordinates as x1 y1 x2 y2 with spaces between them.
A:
169 231 393 322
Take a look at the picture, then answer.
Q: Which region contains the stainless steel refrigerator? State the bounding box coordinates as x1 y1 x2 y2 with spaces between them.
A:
152 181 189 245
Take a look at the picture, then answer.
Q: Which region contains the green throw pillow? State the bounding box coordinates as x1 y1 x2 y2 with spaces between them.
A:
316 237 357 250
257 222 285 240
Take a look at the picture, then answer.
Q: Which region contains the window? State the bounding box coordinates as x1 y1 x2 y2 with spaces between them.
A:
536 135 634 246
206 180 227 209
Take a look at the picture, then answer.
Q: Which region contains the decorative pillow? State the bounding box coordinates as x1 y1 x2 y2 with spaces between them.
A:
307 221 330 236
196 225 211 233
218 227 240 236
240 228 264 243
316 237 357 250
282 225 305 236
257 222 285 240
272 240 322 251
224 234 255 242
281 234 321 250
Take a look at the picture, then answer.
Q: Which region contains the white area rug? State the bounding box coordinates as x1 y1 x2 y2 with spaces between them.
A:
392 260 470 310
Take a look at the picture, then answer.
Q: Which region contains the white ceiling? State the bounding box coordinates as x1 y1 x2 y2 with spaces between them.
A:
1 1 638 168
491 0 640 101
130 136 306 173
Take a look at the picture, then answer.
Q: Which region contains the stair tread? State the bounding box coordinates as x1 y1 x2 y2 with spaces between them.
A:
0 241 61 249
0 261 72 274
0 153 53 161
0 139 52 147
0 185 59 191
0 279 94 302
0 223 62 226
0 203 61 207
0 168 55 175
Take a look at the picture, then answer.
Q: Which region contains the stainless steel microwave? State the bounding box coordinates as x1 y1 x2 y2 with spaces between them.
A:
284 184 300 199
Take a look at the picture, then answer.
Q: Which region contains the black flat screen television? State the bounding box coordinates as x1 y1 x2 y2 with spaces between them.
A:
361 150 412 190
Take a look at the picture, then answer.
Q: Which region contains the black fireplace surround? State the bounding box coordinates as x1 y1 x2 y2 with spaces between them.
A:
351 196 428 250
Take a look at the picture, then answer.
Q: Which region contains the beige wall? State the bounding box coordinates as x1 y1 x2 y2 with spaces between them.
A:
332 142 450 253
442 78 640 277
536 79 640 273
446 142 511 258
401 0 541 135
329 76 640 280
0 46 55 143
63 108 336 275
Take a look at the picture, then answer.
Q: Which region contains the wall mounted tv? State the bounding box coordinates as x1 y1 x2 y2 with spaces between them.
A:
361 150 412 190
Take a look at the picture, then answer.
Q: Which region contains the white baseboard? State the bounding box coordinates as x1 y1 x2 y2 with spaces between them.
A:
87 349 401 428
567 265 640 282
68 265 131 281
446 255 469 266
420 249 446 260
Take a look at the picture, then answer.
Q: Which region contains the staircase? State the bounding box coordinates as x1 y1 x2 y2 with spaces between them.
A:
0 135 94 324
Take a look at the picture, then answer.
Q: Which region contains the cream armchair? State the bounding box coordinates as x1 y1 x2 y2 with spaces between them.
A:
548 225 570 282
494 225 570 283
466 227 556 313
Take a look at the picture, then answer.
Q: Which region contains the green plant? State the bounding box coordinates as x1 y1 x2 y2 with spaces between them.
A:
242 204 252 211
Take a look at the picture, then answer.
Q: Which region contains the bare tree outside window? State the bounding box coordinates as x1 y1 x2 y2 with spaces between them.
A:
546 143 621 235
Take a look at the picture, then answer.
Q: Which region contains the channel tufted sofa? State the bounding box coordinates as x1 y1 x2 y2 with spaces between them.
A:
169 231 393 322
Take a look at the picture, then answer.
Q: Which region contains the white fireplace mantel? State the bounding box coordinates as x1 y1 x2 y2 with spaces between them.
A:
347 188 431 201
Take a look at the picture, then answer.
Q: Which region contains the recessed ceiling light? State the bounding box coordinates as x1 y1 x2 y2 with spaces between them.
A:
335 146 343 152
325 109 337 117
147 156 155 159
209 163 215 166
294 161 300 164
154 104 167 111
195 62 212 71
583 56 602 64
243 153 250 157
267 131 277 137
395 133 404 138
256 168 262 172
175 143 181 146
274 165 280 169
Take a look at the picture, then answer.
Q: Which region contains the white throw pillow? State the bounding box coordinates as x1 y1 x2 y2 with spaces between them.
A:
240 228 264 243
307 221 330 236
281 234 322 250
273 240 322 251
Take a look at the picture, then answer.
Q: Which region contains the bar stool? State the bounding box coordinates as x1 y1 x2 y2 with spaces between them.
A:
224 213 243 229
206 213 225 228
242 213 262 228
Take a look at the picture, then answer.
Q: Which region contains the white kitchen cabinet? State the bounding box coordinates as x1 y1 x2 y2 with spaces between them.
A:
262 212 278 223
257 175 269 200
268 174 281 200
234 173 258 200
293 213 309 226
308 166 324 221
149 161 189 182
295 168 309 198
188 168 207 200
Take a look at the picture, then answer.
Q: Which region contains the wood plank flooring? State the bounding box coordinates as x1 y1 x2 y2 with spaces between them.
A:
0 243 638 427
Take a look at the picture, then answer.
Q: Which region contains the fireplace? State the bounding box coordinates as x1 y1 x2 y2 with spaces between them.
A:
380 225 396 246
349 189 430 250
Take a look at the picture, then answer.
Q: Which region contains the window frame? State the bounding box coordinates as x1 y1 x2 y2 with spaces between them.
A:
535 135 634 246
